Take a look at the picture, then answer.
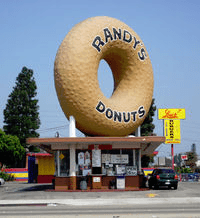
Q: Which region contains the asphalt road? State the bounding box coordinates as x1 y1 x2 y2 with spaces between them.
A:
0 182 200 217
0 181 200 200
1 203 200 218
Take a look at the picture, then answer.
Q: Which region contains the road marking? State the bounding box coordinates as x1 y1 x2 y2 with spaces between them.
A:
146 193 159 198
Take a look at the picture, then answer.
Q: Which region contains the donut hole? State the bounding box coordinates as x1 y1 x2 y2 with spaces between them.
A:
102 47 135 98
98 59 114 98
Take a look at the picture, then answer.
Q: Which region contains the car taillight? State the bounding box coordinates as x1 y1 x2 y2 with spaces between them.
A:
156 175 160 180
174 174 178 180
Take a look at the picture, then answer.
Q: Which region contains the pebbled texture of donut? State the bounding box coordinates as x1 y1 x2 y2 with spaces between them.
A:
54 16 154 136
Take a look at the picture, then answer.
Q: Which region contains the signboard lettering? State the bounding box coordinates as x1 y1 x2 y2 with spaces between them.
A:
158 109 185 120
164 119 181 144
111 154 129 164
96 101 145 123
92 27 147 61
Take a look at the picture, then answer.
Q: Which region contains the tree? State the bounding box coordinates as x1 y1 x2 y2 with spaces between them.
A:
0 130 25 167
141 155 154 168
191 143 196 154
174 153 182 168
139 99 156 167
141 98 156 136
185 143 197 171
3 67 40 147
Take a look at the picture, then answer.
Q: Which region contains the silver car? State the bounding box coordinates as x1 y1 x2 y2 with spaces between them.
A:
0 177 5 185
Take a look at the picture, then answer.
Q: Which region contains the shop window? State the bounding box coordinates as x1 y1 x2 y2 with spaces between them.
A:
100 149 140 176
57 150 70 177
122 149 134 166
135 149 140 173
76 150 92 176
101 149 132 176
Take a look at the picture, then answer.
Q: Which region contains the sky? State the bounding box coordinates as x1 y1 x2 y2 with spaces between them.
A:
0 0 200 157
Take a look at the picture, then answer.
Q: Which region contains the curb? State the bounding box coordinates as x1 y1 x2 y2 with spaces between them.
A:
0 197 200 207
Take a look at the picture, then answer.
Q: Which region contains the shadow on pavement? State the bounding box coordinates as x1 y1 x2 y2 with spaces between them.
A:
17 184 54 192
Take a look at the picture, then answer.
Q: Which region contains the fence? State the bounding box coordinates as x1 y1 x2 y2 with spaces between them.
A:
180 173 200 182
3 168 28 182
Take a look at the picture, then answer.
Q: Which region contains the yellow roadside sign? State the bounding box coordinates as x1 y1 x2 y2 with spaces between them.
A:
59 153 65 160
158 108 185 120
164 119 181 144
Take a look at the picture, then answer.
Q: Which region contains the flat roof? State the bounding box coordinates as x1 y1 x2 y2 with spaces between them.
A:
27 136 165 156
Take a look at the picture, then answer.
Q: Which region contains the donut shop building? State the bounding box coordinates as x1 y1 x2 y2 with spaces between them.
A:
27 135 165 191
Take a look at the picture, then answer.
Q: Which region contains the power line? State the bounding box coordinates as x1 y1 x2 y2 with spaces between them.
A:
37 125 69 133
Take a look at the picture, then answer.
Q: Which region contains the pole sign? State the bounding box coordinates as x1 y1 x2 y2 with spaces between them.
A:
158 108 185 171
158 109 185 120
164 119 181 144
181 155 188 160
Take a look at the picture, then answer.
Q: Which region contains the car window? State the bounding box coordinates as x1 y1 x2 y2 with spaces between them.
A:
153 170 158 175
160 169 175 174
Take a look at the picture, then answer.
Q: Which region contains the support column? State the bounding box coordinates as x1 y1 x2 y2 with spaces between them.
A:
70 144 76 190
57 150 60 177
138 149 141 172
133 150 136 166
69 116 76 137
135 126 141 172
135 126 141 137
69 116 76 190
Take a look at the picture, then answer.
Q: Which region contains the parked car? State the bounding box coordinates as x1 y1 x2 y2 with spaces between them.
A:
148 168 178 190
0 177 5 186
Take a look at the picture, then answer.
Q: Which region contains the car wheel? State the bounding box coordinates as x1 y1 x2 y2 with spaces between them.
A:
149 183 152 189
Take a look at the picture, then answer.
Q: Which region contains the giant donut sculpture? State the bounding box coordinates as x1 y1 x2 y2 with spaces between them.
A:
54 16 154 137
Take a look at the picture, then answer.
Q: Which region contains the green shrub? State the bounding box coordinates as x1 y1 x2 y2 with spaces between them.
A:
0 171 15 181
180 167 193 173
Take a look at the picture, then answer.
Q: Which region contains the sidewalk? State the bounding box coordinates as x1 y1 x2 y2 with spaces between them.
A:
0 181 200 207
1 197 200 207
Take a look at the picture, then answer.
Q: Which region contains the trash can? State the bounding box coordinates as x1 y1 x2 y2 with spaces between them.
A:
80 177 87 190
109 180 116 189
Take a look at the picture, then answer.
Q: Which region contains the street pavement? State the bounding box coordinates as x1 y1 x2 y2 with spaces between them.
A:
0 182 200 218
0 181 199 206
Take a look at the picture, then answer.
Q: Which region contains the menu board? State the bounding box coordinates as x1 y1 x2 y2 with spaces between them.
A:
102 154 111 163
84 151 91 165
116 177 125 189
83 169 91 176
78 152 84 165
116 165 126 175
111 155 129 164
92 149 101 167
126 166 137 176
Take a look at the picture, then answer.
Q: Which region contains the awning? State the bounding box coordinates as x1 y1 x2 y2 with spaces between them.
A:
27 136 165 156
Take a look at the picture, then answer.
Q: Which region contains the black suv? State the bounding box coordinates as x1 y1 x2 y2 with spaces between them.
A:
148 168 178 190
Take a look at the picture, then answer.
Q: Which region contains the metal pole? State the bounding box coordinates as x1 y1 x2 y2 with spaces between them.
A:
138 149 141 172
135 126 141 172
135 126 141 137
69 116 76 137
133 150 136 166
171 144 174 170
57 150 60 176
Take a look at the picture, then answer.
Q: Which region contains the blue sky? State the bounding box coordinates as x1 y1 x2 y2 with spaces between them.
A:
0 0 200 156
